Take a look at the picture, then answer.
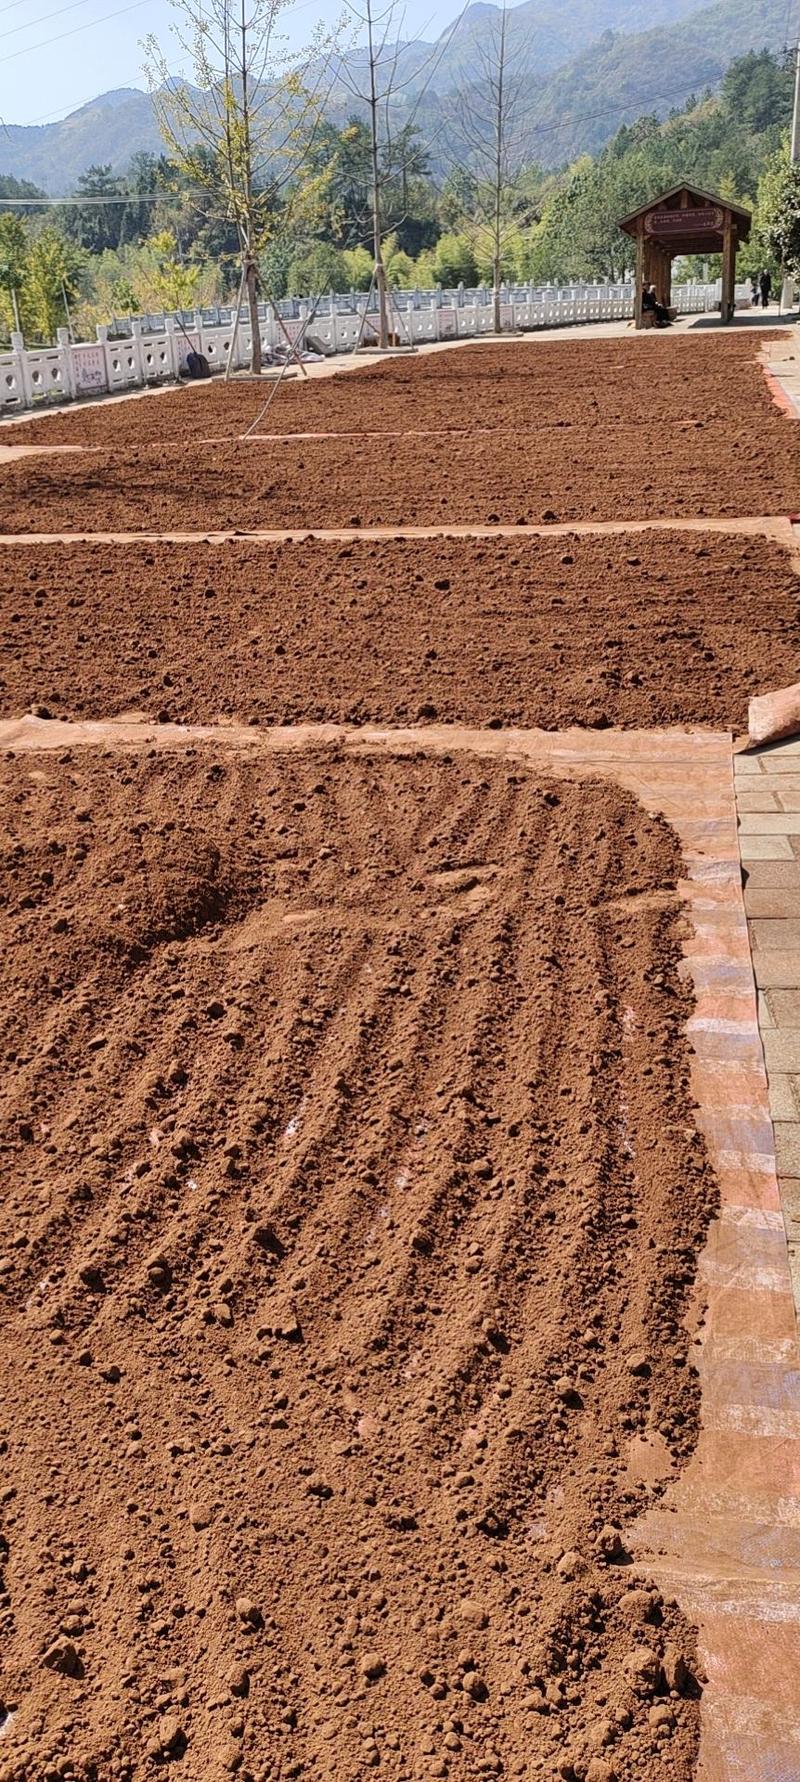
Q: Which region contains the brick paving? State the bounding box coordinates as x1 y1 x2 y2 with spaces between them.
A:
736 739 800 1324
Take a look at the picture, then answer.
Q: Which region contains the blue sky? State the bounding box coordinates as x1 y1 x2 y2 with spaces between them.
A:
0 0 458 127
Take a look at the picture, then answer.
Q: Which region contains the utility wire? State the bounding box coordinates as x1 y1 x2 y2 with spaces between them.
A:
0 0 104 45
1 0 148 63
0 0 62 16
8 53 195 126
0 191 209 204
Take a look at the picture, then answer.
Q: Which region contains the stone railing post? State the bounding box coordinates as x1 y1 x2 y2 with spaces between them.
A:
10 330 32 409
96 323 117 390
56 326 75 400
164 316 182 379
129 317 144 385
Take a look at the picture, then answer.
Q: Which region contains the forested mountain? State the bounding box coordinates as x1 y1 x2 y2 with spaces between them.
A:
0 0 791 192
0 91 165 195
496 0 795 166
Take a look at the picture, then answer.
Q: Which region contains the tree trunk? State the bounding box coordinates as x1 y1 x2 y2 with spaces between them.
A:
366 0 389 349
493 253 501 334
246 258 262 375
375 256 389 351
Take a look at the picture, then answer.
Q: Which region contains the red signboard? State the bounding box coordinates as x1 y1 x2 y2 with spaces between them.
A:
644 206 723 236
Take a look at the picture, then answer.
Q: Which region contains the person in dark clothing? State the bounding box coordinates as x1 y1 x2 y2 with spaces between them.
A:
642 283 671 326
760 269 772 308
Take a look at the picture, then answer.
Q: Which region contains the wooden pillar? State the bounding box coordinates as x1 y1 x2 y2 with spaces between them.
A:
721 211 735 325
650 244 661 303
664 249 673 309
635 220 645 329
643 238 654 298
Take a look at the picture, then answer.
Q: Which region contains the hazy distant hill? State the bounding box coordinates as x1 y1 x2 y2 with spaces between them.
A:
0 0 790 192
0 89 165 193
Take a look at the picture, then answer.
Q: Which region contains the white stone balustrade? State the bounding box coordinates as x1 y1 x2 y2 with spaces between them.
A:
0 281 734 414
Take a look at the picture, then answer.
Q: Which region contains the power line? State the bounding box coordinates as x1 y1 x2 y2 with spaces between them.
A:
0 189 210 205
1 0 148 63
0 0 58 17
6 53 195 127
0 0 101 45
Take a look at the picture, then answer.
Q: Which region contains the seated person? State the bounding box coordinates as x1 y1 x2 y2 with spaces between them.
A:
641 283 671 326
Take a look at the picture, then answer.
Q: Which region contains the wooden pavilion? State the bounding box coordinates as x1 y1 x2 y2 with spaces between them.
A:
619 184 752 328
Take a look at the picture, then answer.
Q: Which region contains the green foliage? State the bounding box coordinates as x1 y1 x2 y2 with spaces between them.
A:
758 150 800 277
721 49 792 135
305 119 372 249
133 231 208 310
473 222 527 283
259 237 292 301
0 217 85 342
21 227 84 342
521 49 793 283
286 240 351 296
528 154 639 282
303 117 437 257
0 174 46 213
385 247 417 289
85 236 221 324
414 248 438 286
342 245 374 290
60 164 127 256
432 232 479 287
0 214 29 302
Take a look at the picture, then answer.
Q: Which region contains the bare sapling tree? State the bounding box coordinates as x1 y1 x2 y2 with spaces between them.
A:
448 3 535 333
337 0 465 348
145 0 337 373
365 0 390 348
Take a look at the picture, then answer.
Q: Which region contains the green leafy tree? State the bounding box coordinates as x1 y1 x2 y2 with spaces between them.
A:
136 230 207 310
342 243 374 289
438 167 477 232
303 115 438 265
23 227 84 343
721 49 793 136
305 119 373 249
414 247 437 285
758 149 800 278
259 236 291 300
62 165 127 256
432 232 478 287
384 245 416 288
381 125 437 256
117 151 182 248
287 240 349 295
0 213 29 332
0 174 47 215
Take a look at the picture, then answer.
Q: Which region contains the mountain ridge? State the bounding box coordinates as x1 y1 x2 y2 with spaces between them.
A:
0 0 789 193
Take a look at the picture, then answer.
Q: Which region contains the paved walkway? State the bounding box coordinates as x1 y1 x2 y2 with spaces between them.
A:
736 742 800 1320
0 517 796 548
